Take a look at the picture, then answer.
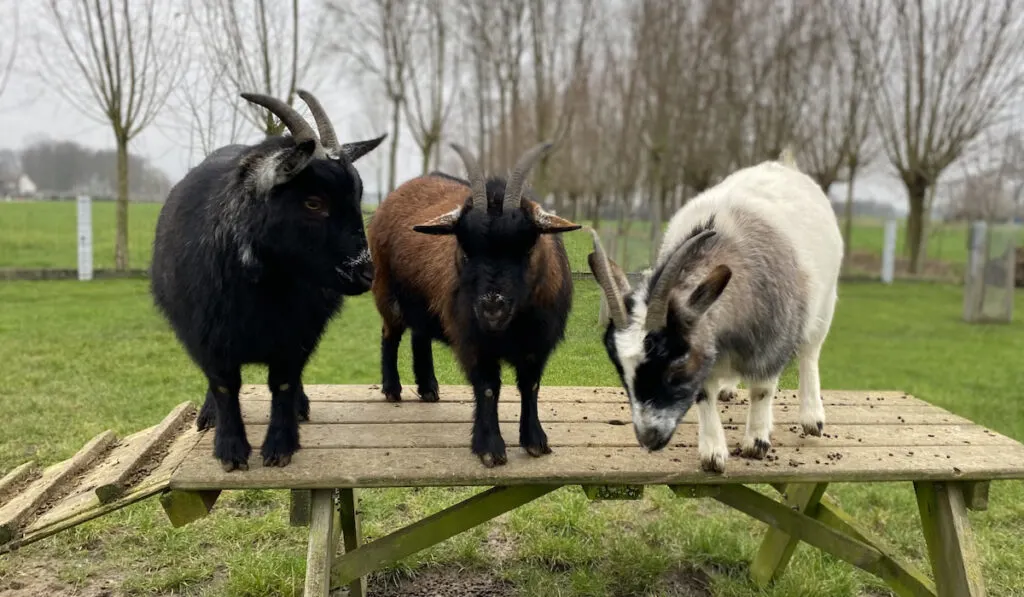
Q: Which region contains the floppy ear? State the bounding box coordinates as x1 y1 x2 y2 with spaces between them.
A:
686 264 731 316
412 206 462 235
243 138 318 192
341 133 388 163
525 202 582 234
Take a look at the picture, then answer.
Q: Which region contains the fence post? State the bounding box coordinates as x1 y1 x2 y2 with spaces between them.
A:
880 218 897 284
77 195 93 281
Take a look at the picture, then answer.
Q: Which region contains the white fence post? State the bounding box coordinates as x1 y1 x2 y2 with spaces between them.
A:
77 195 93 281
880 217 897 284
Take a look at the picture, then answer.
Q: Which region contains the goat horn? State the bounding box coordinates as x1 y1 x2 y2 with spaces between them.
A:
240 92 318 146
502 141 554 213
644 230 716 331
296 89 339 150
449 143 488 211
588 229 629 329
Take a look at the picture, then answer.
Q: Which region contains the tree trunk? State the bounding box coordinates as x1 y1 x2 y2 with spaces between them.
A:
387 98 401 193
591 191 603 229
905 181 927 274
842 172 857 272
114 135 130 271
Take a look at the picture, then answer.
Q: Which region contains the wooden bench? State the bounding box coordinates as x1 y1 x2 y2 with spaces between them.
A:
3 385 1024 597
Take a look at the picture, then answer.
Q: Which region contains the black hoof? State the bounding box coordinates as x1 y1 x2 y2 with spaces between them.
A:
214 433 251 472
473 433 507 468
260 426 299 468
382 382 402 402
418 388 440 403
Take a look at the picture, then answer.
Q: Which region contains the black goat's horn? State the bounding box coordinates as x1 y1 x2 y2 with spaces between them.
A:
296 89 339 150
240 92 318 146
503 142 554 212
449 143 488 211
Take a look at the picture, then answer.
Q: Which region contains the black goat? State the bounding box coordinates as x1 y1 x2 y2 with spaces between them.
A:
368 143 581 467
151 90 385 471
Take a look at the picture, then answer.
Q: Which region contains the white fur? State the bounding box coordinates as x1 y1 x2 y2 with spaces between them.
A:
619 158 843 471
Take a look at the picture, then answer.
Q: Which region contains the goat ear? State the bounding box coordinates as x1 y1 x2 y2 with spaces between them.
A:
341 133 388 163
412 207 461 235
686 265 731 316
277 138 318 181
526 203 582 234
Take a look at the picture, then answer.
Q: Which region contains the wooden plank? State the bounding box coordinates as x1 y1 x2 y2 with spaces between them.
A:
170 444 1024 490
237 401 974 427
338 488 366 597
915 481 987 597
814 497 937 597
714 484 900 581
303 489 337 597
159 490 221 528
197 422 1015 451
239 385 932 408
21 425 204 539
670 485 722 498
0 429 116 544
0 462 37 503
290 490 312 527
962 481 990 512
333 485 558 587
750 483 829 586
95 401 196 503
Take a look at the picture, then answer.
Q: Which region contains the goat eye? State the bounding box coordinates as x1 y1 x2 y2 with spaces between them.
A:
304 198 325 212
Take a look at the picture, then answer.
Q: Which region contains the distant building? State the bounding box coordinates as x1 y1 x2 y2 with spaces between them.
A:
0 173 38 198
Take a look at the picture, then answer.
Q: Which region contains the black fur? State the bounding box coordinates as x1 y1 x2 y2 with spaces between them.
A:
384 176 576 467
151 132 383 471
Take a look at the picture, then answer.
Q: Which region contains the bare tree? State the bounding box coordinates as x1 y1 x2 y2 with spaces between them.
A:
859 0 1024 273
0 2 17 103
39 0 188 271
330 0 420 194
403 0 461 174
192 0 323 138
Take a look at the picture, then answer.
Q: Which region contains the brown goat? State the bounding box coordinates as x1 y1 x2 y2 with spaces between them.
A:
367 142 581 467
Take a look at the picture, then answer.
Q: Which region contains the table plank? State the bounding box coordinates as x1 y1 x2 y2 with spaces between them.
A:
238 401 973 426
171 443 1024 490
240 385 932 408
195 423 1017 451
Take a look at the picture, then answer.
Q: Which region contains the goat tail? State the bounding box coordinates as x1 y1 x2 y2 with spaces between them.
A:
778 145 799 170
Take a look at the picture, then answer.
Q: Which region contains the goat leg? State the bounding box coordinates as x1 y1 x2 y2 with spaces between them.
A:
208 369 250 472
516 354 551 457
469 361 506 467
262 363 302 467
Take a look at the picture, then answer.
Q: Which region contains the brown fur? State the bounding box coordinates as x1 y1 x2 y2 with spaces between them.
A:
369 174 569 349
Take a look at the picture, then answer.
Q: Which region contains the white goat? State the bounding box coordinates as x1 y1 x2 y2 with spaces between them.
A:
587 153 843 473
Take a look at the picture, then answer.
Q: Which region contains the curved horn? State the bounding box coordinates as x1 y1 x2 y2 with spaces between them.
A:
644 230 716 331
295 89 339 150
502 141 554 212
240 92 318 145
449 143 488 211
588 228 628 329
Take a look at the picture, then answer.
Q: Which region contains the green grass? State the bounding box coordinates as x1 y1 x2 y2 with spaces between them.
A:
0 200 985 274
1 278 1024 596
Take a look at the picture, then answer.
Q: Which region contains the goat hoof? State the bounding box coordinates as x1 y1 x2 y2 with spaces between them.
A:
263 454 292 467
741 437 771 459
479 451 508 468
802 420 824 437
699 449 727 473
524 443 552 457
718 388 737 402
418 389 440 403
220 460 249 472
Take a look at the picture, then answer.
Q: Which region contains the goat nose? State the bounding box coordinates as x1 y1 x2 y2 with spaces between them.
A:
358 261 374 285
481 295 506 313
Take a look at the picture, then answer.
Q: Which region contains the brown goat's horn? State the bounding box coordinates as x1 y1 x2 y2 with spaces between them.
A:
644 230 716 331
502 141 554 212
295 89 339 150
588 228 629 329
449 143 488 211
240 92 318 146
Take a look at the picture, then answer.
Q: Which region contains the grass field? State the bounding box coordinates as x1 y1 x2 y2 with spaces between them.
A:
1 276 1023 596
0 200 988 275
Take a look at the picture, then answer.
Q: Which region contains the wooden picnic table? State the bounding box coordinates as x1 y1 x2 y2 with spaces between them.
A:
3 384 1023 597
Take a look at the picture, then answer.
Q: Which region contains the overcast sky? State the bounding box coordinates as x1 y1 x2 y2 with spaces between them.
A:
0 1 926 213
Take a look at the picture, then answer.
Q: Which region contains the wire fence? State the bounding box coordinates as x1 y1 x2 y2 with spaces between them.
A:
0 196 995 284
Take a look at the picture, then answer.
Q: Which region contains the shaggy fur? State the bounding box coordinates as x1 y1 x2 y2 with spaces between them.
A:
590 155 843 473
368 147 582 467
151 94 385 472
